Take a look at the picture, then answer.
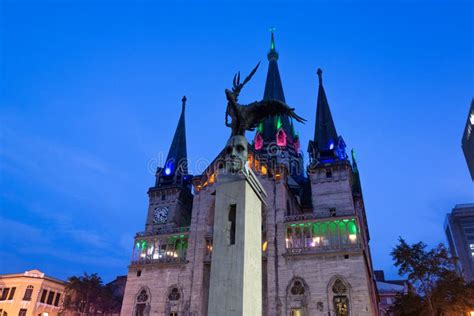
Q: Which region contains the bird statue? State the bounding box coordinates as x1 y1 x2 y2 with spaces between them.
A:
224 63 306 137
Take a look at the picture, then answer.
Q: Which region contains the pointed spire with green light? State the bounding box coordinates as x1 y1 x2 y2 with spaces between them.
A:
259 28 297 149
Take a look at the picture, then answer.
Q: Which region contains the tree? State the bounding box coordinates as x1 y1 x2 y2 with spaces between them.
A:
62 272 121 315
391 238 474 316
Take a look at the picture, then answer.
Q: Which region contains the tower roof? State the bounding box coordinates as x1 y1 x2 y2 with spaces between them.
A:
163 96 188 178
260 30 295 145
263 29 285 103
314 68 338 151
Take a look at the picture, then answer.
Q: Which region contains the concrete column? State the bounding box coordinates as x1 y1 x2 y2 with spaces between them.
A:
208 170 266 316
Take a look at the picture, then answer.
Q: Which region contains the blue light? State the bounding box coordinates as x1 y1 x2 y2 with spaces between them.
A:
164 167 171 175
329 142 334 150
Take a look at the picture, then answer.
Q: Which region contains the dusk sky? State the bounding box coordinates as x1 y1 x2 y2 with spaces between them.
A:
1 0 473 283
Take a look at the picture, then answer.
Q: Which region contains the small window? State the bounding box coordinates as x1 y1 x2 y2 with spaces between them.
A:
161 195 166 201
228 204 236 245
54 293 61 306
137 270 142 277
169 313 178 316
18 309 27 316
8 287 15 300
40 289 47 303
47 291 55 305
23 285 34 301
330 208 336 217
326 170 332 178
0 288 10 301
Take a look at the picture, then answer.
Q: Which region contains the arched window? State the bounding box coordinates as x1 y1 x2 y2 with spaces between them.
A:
286 278 309 316
134 288 150 316
168 288 181 301
331 279 349 316
22 285 33 301
166 286 183 316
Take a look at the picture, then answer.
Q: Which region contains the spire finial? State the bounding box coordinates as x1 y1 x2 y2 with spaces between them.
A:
269 26 276 51
317 68 323 85
267 27 279 61
181 95 187 112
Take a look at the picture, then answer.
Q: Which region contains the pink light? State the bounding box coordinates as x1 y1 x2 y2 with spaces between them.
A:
254 132 263 150
276 129 287 147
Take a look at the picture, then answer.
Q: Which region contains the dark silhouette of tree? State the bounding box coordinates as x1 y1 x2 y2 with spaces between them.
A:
62 272 121 315
391 238 474 316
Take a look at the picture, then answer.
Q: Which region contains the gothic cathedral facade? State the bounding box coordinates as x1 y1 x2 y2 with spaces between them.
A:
121 33 379 316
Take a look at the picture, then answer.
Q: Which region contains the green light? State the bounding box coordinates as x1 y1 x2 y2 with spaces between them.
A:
179 234 184 238
269 26 276 51
299 223 305 227
290 224 296 227
257 122 263 133
275 116 282 130
348 221 357 234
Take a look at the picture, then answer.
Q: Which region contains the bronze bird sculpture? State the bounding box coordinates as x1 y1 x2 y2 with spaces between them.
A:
225 63 306 137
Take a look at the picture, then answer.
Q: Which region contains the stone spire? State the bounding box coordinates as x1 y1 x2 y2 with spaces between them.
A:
314 69 338 152
308 69 347 163
158 96 189 187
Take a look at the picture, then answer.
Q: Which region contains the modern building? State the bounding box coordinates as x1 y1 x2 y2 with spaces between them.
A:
121 32 379 316
374 270 408 316
462 99 474 181
0 269 66 316
445 203 474 283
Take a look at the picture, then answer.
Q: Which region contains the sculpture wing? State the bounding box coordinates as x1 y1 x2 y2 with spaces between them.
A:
243 100 306 130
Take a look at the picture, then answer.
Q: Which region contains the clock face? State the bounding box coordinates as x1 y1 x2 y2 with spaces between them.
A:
153 206 169 224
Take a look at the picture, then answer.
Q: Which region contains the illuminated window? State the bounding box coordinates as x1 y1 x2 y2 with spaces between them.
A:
332 279 349 316
254 132 263 150
261 165 267 176
290 309 303 316
276 129 287 147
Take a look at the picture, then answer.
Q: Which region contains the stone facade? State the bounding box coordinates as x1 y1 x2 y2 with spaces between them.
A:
121 34 379 316
121 153 378 315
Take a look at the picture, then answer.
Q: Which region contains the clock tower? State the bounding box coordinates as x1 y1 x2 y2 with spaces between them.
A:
145 96 193 232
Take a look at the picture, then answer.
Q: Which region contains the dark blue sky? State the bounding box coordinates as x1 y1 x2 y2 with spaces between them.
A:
1 0 473 282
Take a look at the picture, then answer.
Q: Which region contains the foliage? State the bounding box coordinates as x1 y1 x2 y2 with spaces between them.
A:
62 272 122 315
391 238 474 316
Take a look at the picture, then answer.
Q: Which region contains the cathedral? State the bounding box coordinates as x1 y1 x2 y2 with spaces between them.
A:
121 33 379 316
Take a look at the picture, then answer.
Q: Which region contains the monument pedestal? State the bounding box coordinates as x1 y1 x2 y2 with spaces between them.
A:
207 168 267 316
